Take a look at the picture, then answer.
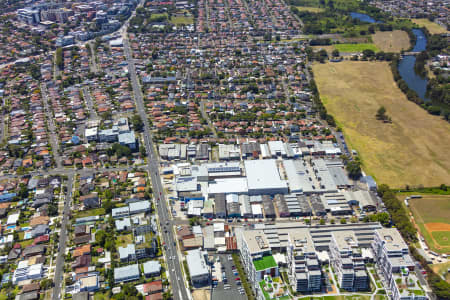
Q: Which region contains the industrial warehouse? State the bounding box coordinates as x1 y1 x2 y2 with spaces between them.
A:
163 155 379 220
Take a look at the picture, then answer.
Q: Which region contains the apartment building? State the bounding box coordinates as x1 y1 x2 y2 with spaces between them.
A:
329 231 369 291
286 229 321 292
372 228 427 300
241 230 279 286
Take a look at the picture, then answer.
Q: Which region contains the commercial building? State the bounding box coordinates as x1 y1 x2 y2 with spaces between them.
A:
143 261 161 277
185 249 210 285
286 229 321 292
238 222 382 253
329 231 369 291
118 131 137 150
17 8 41 24
320 192 353 215
240 230 279 286
12 261 44 284
244 160 288 195
372 228 426 300
213 193 227 218
114 264 140 283
118 244 136 262
283 159 314 194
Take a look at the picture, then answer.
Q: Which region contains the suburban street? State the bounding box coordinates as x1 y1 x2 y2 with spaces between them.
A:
41 83 62 169
52 173 74 300
82 86 98 119
123 33 190 300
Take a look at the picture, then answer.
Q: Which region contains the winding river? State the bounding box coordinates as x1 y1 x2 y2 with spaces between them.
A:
350 13 429 101
397 29 429 100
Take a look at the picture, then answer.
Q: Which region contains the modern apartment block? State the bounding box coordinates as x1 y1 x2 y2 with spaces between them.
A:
329 231 369 291
241 230 279 286
372 228 427 300
286 229 321 292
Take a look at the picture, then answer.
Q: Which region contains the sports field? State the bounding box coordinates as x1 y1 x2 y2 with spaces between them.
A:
371 30 410 52
409 195 450 253
334 43 379 53
312 61 450 188
412 19 448 34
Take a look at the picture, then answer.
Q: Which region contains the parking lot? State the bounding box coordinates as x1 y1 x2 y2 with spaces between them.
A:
211 254 247 300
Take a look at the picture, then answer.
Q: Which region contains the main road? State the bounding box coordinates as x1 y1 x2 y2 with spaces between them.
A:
123 33 190 300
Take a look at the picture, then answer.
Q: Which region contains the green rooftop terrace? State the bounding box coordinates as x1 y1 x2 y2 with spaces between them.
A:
253 255 277 271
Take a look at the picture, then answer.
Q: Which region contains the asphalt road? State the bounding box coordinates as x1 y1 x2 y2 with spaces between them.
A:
41 83 62 169
82 86 98 119
52 173 74 300
123 35 189 300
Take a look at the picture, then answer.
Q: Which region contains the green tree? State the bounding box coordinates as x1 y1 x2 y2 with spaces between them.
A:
40 278 53 290
376 106 390 121
95 230 106 246
332 49 340 57
131 114 144 131
346 160 362 180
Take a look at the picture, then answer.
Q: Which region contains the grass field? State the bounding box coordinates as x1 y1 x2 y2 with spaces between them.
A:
171 15 194 25
312 61 450 188
295 6 325 12
412 19 448 34
408 195 450 253
371 30 410 52
432 232 450 246
334 43 379 53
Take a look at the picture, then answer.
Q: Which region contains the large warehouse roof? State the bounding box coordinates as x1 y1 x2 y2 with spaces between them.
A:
208 177 248 194
244 160 288 194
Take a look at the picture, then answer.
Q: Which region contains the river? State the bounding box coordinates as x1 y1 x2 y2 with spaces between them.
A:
350 12 429 101
350 12 380 24
398 29 429 101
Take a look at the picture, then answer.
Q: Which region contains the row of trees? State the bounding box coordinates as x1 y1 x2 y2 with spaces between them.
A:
55 47 64 70
377 184 417 242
